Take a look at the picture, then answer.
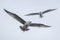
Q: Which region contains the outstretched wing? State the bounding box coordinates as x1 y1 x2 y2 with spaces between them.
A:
30 23 50 27
25 13 39 16
4 9 26 24
42 9 56 14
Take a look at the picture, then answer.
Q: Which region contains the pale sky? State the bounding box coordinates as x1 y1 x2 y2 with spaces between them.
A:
0 0 60 40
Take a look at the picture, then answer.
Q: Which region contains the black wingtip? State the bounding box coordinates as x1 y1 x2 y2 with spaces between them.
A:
25 14 30 16
4 9 15 17
3 9 7 11
3 9 9 13
46 26 51 27
24 15 27 16
42 24 51 27
44 25 51 27
52 8 57 10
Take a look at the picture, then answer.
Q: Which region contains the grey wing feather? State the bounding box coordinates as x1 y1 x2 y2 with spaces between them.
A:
25 13 39 16
42 9 56 14
30 23 50 27
4 9 26 24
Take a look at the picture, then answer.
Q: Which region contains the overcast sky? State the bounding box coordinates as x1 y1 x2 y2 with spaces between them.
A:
0 0 60 40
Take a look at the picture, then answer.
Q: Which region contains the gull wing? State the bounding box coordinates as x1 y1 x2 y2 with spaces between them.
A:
30 23 50 27
25 13 39 16
42 9 56 14
4 9 26 24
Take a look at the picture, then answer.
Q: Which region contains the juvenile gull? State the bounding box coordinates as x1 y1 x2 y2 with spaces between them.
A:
25 9 56 18
4 9 50 32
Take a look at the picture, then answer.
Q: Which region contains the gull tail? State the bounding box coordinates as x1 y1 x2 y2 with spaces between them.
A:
40 13 43 18
19 26 29 31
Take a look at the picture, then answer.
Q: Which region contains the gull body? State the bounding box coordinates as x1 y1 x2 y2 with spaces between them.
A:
4 9 50 32
25 9 56 18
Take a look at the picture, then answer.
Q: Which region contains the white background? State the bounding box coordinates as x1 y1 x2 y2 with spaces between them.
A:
0 0 60 40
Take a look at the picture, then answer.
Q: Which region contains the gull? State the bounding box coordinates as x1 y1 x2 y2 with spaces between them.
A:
25 9 56 18
4 9 50 32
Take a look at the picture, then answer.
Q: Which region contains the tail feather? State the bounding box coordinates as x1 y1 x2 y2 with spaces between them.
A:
25 29 29 31
19 26 29 31
40 13 43 18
